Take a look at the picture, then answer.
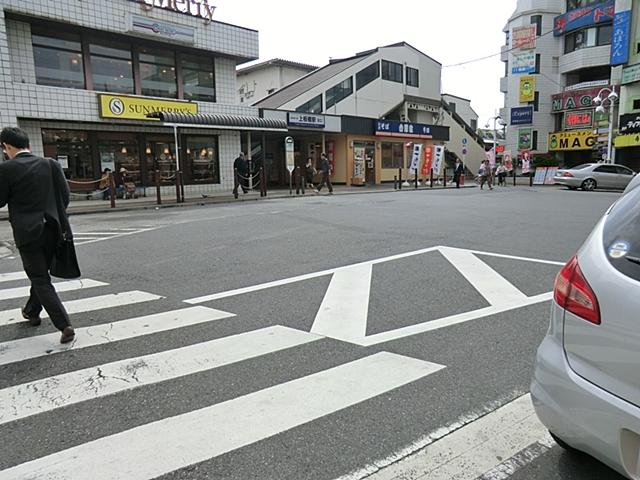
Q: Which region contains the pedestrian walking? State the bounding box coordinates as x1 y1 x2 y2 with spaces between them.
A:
315 152 333 194
99 167 111 200
496 163 507 186
232 152 249 196
479 159 493 190
305 157 316 189
453 159 464 188
0 127 75 344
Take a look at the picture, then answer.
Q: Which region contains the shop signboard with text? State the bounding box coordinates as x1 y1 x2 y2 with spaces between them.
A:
129 14 195 43
288 113 325 129
564 110 593 130
409 144 422 173
99 94 197 121
611 9 631 65
620 114 640 135
622 64 640 85
548 130 597 151
511 106 533 125
553 0 614 36
512 25 536 50
132 0 217 23
432 146 444 176
519 76 535 103
421 145 433 176
511 51 536 74
551 86 607 112
375 120 449 141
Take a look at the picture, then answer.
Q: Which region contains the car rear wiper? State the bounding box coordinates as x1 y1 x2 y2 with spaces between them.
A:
626 256 640 265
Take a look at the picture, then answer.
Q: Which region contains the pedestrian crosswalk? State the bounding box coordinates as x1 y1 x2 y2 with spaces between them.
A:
0 270 446 479
73 227 157 246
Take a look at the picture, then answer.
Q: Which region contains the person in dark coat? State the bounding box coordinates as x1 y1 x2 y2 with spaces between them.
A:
453 159 464 188
232 152 249 195
0 127 75 344
315 152 333 194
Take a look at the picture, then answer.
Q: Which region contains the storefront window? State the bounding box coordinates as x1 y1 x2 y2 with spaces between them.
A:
184 136 219 183
96 136 140 184
181 54 215 102
145 140 176 183
32 31 84 89
381 142 404 169
139 47 177 98
90 41 134 94
42 130 93 179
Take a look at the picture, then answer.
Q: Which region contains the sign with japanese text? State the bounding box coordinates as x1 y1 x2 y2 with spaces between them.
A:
432 146 445 176
512 26 537 50
409 144 423 173
518 128 532 150
553 0 614 36
620 114 640 135
375 120 449 141
519 76 535 103
511 51 536 74
421 145 434 176
288 112 325 129
511 106 533 126
614 134 640 148
285 136 295 173
551 86 608 112
548 130 597 151
611 9 631 65
564 110 593 130
622 64 640 85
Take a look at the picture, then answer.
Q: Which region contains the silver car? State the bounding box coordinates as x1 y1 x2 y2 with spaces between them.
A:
554 163 636 191
531 185 640 479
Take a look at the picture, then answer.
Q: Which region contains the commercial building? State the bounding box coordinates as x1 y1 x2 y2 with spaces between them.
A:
0 0 285 195
253 42 486 184
501 0 640 170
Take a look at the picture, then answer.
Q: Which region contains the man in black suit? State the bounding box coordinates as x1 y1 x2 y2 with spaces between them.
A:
0 127 75 344
453 159 465 189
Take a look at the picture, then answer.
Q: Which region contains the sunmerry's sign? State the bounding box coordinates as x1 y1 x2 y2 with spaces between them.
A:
134 0 216 24
548 130 597 151
98 94 198 121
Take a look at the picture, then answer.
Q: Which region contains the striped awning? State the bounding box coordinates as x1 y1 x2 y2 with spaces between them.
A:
146 112 288 132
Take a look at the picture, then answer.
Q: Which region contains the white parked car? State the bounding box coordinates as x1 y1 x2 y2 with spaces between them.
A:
531 185 640 479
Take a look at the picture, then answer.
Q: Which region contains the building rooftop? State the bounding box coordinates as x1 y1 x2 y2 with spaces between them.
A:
237 58 319 75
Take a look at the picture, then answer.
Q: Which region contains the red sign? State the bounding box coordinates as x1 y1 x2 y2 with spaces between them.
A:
565 111 593 129
495 145 505 153
512 25 536 50
421 145 433 176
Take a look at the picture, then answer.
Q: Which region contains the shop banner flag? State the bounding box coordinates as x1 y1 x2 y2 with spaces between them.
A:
409 144 422 173
421 145 434 176
519 76 535 103
486 149 496 167
521 151 531 174
432 146 445 176
503 150 513 171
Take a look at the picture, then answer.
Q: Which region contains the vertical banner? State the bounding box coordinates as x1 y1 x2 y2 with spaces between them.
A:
486 149 496 167
611 9 631 65
409 144 423 173
421 145 434 176
519 76 535 103
503 150 513 171
432 146 445 176
521 150 531 174
326 140 335 176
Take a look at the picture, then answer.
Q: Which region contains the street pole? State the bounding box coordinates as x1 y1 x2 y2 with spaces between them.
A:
606 92 614 164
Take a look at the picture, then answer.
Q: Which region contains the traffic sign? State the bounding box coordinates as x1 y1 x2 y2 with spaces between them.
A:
462 138 468 145
285 136 295 173
462 148 468 155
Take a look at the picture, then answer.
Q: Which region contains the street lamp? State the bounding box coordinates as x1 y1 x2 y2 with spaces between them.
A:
593 86 618 164
485 114 506 166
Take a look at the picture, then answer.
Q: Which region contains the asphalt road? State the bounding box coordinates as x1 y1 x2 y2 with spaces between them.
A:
0 185 628 480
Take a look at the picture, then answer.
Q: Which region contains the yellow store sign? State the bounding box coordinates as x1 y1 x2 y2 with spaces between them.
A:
98 94 198 121
548 130 597 151
615 134 640 148
519 75 535 103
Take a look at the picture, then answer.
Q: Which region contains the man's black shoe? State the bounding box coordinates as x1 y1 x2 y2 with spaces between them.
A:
60 326 75 344
21 309 41 327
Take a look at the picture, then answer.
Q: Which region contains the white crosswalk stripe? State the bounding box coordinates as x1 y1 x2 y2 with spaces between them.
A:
0 278 107 301
73 227 157 246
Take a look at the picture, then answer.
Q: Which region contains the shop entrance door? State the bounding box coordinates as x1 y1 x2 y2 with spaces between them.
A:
144 137 176 185
363 142 376 185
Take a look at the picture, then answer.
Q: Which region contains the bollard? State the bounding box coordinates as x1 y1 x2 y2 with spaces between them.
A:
296 166 301 195
443 169 447 188
430 168 434 188
529 171 533 187
398 168 403 190
394 175 397 190
233 168 239 199
179 171 185 203
514 168 517 187
261 167 268 197
414 170 418 189
175 171 181 203
108 172 116 209
155 170 161 205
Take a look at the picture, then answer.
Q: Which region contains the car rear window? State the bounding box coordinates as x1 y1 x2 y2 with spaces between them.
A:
603 188 640 282
572 164 592 170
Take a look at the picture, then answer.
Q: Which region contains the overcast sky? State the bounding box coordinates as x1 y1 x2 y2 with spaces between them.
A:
215 0 518 125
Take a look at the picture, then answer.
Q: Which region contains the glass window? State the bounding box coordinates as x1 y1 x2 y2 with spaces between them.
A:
532 130 538 150
356 61 379 90
139 47 177 98
296 94 323 113
603 186 640 282
406 67 419 87
594 165 618 173
382 60 403 83
42 130 93 179
185 136 219 183
90 41 133 94
565 26 606 53
32 31 84 89
181 54 215 102
534 54 541 74
567 0 600 10
531 15 542 36
381 142 404 169
325 77 353 109
96 138 140 185
597 24 612 46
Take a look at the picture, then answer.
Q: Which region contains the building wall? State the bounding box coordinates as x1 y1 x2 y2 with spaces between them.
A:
442 95 479 130
237 65 313 105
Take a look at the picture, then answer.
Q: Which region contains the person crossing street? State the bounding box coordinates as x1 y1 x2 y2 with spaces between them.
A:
315 152 333 194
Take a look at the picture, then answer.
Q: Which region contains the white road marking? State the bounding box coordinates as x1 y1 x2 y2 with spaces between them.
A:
355 293 552 346
466 248 566 266
339 394 553 480
439 247 528 305
0 291 163 327
0 326 320 426
476 439 555 480
0 279 107 301
74 228 157 246
311 264 372 341
0 306 235 366
0 352 445 480
0 272 28 283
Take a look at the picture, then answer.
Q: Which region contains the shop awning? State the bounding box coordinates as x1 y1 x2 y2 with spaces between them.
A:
146 112 288 132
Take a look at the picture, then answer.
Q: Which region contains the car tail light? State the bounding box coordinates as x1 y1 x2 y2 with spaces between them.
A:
562 172 574 177
554 255 601 324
